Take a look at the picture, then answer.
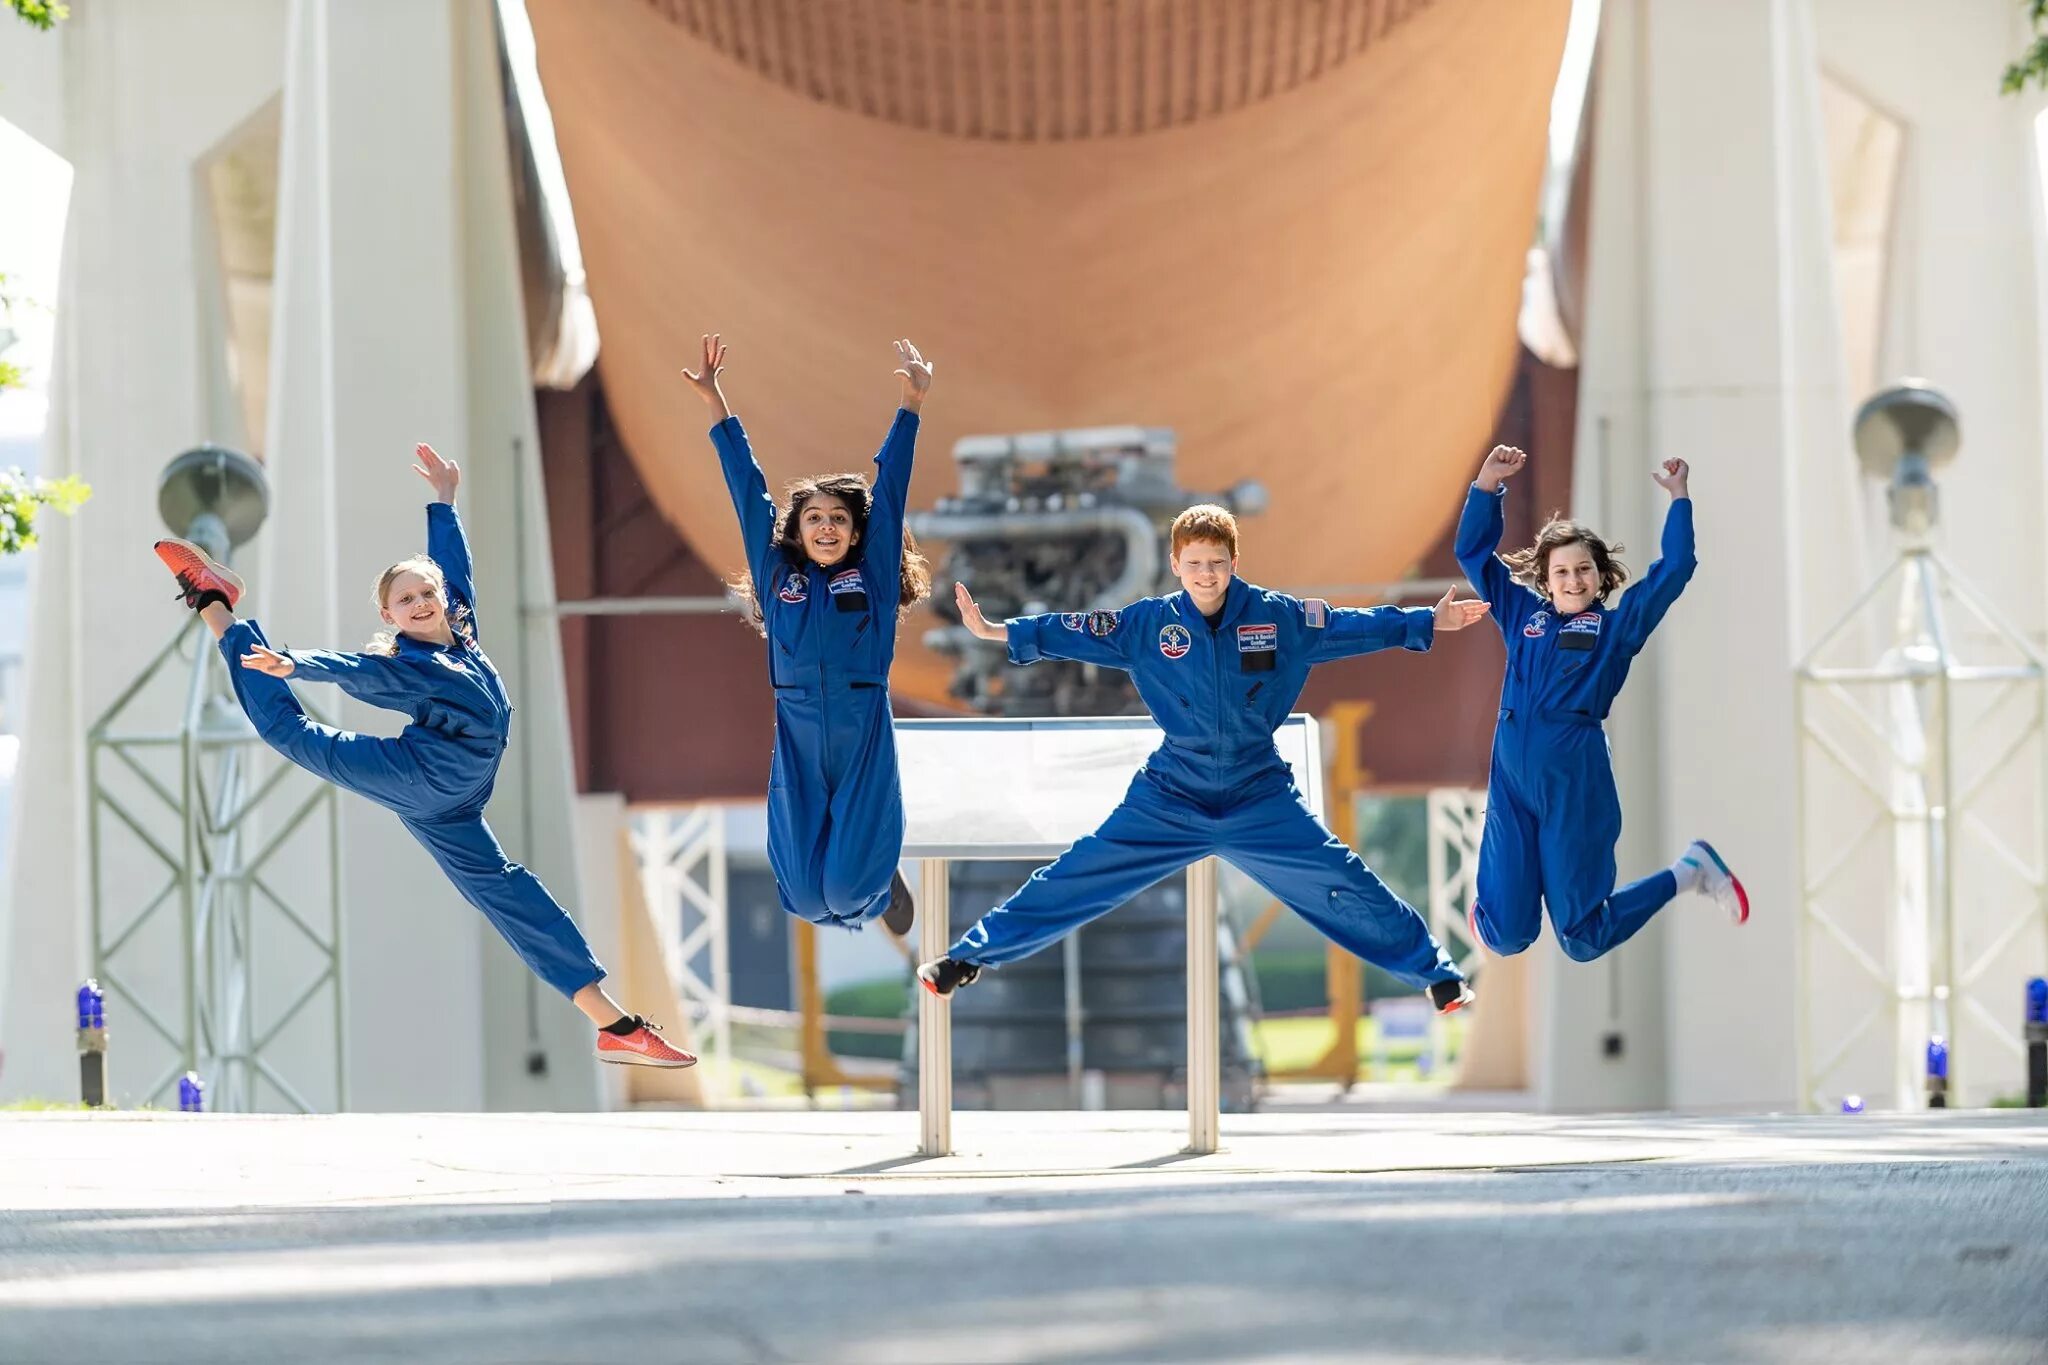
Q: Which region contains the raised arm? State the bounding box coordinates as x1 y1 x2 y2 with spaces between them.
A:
955 582 1135 672
1612 459 1698 656
685 335 778 571
413 444 476 635
1455 445 1537 629
859 339 933 587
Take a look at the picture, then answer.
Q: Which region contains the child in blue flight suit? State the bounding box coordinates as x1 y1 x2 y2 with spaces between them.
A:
920 505 1482 1015
684 334 934 935
1454 444 1748 963
154 443 695 1068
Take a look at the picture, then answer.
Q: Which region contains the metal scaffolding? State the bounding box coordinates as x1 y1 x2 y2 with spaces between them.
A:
87 618 346 1113
630 804 731 1092
1794 384 2048 1110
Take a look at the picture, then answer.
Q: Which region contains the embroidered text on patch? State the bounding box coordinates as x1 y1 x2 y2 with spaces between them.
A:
1236 623 1278 653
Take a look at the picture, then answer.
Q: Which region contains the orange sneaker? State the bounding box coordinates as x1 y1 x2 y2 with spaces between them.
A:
154 537 245 611
595 1017 698 1068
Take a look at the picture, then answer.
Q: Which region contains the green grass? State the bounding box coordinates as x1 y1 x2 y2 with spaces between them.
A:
0 1099 91 1111
1252 1014 1464 1084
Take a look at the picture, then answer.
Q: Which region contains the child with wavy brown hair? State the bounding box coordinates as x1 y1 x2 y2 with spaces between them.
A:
684 334 934 935
1455 444 1747 965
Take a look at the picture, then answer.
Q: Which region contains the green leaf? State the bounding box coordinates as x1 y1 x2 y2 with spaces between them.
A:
3 1 69 31
0 468 91 555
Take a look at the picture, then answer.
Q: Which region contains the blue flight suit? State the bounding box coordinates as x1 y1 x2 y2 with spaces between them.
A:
948 580 1463 991
218 502 604 999
712 409 919 928
1454 484 1697 962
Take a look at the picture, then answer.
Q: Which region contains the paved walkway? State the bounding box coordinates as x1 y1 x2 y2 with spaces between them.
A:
1 1109 2043 1363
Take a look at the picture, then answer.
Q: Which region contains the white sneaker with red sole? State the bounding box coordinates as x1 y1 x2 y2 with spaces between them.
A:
1682 839 1750 926
154 537 245 611
596 1018 697 1068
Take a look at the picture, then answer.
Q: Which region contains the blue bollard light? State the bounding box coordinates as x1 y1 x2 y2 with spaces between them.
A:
1926 1035 1949 1109
177 1072 205 1113
75 979 108 1107
2026 977 2046 1108
1840 1094 1865 1115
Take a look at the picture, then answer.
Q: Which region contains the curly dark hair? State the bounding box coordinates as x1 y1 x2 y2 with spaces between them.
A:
1501 515 1630 603
730 474 933 635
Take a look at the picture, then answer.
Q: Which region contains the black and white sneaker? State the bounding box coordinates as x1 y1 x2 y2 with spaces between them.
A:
1427 978 1475 1015
881 869 915 936
917 957 981 997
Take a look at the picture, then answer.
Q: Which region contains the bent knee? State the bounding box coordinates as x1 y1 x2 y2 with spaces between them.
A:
1554 929 1606 963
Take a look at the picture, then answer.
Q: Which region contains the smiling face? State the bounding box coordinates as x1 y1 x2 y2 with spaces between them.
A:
1172 537 1237 613
1542 541 1601 615
380 565 451 642
797 492 857 567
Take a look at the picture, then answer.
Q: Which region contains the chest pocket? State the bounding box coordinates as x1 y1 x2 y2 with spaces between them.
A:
1556 611 1603 663
1235 623 1278 674
828 568 870 614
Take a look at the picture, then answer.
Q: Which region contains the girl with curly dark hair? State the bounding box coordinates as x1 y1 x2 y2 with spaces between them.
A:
685 334 933 935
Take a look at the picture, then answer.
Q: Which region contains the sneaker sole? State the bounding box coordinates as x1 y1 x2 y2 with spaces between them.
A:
1693 839 1750 925
156 537 246 605
596 1050 699 1068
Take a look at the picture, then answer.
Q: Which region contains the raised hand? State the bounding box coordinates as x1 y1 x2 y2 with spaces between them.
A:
412 443 460 504
240 643 296 677
1652 457 1690 498
682 334 731 417
1475 445 1527 493
955 581 1005 642
1433 586 1491 633
894 338 934 411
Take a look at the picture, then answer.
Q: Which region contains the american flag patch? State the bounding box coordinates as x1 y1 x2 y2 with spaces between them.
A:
1304 598 1329 629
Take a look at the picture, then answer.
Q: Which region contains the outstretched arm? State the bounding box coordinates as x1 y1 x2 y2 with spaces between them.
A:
860 339 932 586
1455 445 1536 629
414 443 477 636
1302 589 1488 665
1613 459 1698 655
957 582 1134 672
687 334 778 572
243 642 413 710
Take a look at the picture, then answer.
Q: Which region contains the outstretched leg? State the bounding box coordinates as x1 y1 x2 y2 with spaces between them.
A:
1217 778 1466 1007
924 772 1208 992
217 619 432 807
